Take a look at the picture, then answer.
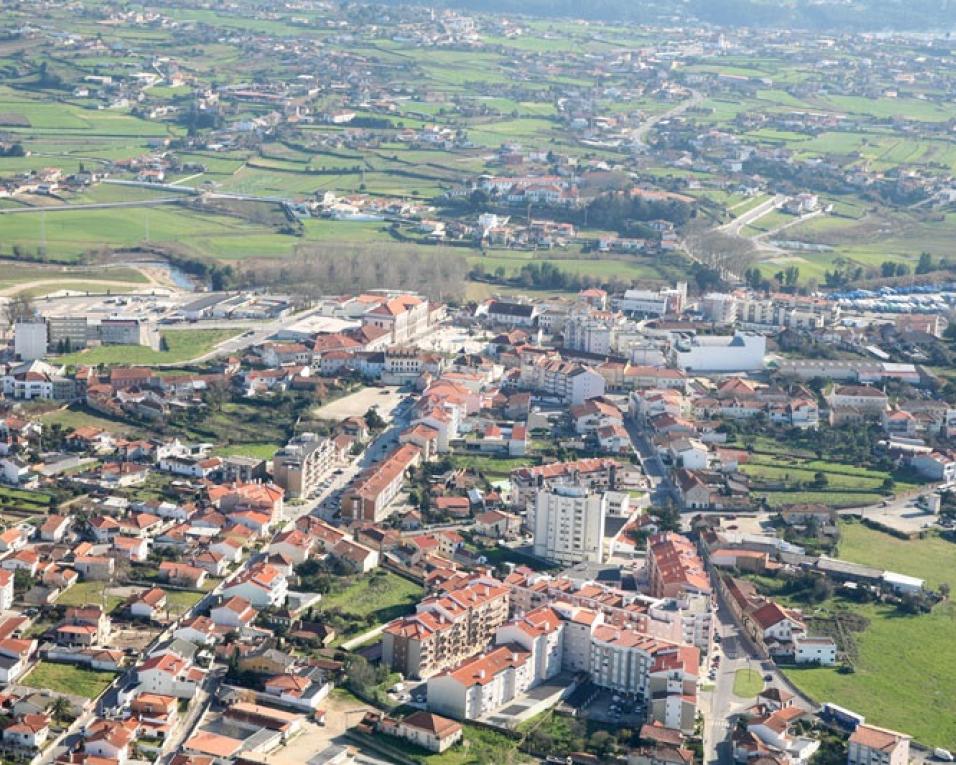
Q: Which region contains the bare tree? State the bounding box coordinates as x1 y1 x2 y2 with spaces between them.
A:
3 294 37 327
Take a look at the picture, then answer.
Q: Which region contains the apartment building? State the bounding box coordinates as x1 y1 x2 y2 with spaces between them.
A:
426 599 699 732
532 486 607 565
517 354 606 404
382 579 510 679
272 433 335 499
340 443 421 522
426 645 533 720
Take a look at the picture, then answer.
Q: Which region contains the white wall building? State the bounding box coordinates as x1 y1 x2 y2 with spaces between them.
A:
672 333 766 372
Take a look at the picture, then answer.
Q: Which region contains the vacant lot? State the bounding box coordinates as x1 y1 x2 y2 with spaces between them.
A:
56 580 124 613
318 571 423 630
838 521 956 591
23 662 117 699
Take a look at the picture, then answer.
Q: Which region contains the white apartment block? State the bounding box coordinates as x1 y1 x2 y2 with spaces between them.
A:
532 486 607 565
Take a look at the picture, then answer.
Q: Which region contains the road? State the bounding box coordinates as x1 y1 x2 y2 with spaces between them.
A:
0 197 186 214
624 416 678 506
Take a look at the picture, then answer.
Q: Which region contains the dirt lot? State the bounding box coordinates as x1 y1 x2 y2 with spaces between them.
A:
110 627 160 651
265 692 373 765
312 386 405 422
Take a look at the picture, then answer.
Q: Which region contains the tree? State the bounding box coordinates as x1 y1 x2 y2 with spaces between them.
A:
916 252 934 275
4 293 36 328
50 696 73 724
364 406 386 432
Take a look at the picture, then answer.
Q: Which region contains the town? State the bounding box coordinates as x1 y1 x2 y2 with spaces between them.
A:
1 3 956 765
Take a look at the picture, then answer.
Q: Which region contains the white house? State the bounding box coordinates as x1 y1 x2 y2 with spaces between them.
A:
792 636 837 666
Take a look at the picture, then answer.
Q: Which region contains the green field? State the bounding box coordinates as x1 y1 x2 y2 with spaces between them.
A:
779 523 956 747
213 442 281 460
733 668 764 697
23 661 117 699
838 522 955 591
57 329 238 366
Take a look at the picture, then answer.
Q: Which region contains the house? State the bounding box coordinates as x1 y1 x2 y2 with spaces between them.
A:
389 711 463 753
475 509 521 540
848 725 910 765
3 714 50 749
113 535 150 562
137 653 205 699
0 570 12 611
210 597 257 629
130 588 168 621
84 718 137 762
39 514 71 543
220 563 287 608
0 527 28 553
159 562 208 589
0 638 37 683
57 605 110 646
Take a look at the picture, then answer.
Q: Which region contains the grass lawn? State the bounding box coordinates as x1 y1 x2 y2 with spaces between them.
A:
40 406 144 437
733 668 764 697
23 661 116 699
56 580 124 613
57 329 238 366
318 571 423 627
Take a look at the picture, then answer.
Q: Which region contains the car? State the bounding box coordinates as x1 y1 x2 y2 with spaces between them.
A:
764 674 772 682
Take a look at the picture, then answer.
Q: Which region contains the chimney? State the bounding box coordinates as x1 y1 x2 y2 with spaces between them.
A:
477 669 485 679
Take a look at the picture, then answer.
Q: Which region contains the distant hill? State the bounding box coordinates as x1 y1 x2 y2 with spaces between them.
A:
373 0 956 33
